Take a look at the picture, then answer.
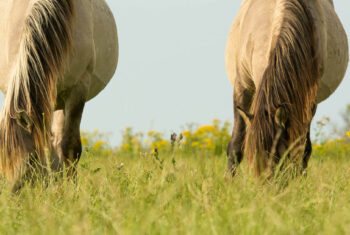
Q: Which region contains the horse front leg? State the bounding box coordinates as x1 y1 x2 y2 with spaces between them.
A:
52 84 87 177
51 110 65 173
52 105 85 177
227 86 253 177
227 108 245 177
302 105 317 176
302 131 312 176
61 97 85 177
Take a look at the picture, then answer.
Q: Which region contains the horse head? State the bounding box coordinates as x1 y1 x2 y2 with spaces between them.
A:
237 105 309 176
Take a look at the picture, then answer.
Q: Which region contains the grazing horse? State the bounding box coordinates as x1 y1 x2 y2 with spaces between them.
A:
0 0 118 182
226 0 348 176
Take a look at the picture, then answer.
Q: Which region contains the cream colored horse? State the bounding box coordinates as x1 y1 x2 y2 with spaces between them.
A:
0 0 118 182
226 0 348 176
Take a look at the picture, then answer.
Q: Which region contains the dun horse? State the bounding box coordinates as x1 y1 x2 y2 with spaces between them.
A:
0 0 118 183
226 0 348 176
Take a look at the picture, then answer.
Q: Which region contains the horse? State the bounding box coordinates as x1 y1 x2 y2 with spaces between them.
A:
225 0 348 177
0 0 118 184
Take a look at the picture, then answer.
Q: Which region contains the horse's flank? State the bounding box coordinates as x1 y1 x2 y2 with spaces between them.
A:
0 0 74 179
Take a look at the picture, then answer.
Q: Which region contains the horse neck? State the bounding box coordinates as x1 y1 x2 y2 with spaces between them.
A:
0 0 74 179
246 0 321 175
259 0 319 137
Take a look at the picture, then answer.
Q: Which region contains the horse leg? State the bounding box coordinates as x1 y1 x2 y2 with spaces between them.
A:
302 131 312 175
52 86 87 176
51 110 66 171
302 105 317 175
61 97 85 176
227 87 252 177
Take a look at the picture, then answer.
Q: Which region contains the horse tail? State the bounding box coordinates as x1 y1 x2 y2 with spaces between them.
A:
246 0 320 175
0 0 74 179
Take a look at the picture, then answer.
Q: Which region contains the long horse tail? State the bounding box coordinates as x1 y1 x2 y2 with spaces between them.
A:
245 0 320 175
0 0 74 179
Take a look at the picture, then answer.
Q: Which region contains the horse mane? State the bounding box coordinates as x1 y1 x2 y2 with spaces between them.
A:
0 0 74 179
245 0 320 175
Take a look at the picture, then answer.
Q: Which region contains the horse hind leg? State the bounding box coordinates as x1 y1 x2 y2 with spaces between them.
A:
227 84 253 177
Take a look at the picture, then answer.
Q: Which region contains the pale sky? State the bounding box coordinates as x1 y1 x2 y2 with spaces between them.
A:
0 0 349 145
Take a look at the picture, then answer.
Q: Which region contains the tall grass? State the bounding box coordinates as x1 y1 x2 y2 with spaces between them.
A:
0 111 349 234
0 134 349 234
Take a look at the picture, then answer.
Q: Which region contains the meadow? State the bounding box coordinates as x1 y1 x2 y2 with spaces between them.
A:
0 118 349 234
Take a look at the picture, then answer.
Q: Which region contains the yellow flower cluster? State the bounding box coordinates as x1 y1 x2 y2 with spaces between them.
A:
146 130 169 150
119 127 143 155
80 122 350 158
115 119 232 156
181 120 231 155
80 130 111 155
313 138 350 155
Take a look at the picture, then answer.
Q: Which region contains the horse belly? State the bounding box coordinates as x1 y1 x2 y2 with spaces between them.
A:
56 0 117 106
316 1 349 103
86 0 118 101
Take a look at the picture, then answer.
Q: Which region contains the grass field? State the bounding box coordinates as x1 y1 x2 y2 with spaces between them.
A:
0 136 350 234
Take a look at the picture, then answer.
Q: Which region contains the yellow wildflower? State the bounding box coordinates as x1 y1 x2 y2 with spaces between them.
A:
93 141 105 151
122 144 130 150
195 125 216 136
152 139 168 149
183 131 191 138
81 137 87 146
346 131 350 138
313 145 322 151
203 138 214 149
191 141 200 147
